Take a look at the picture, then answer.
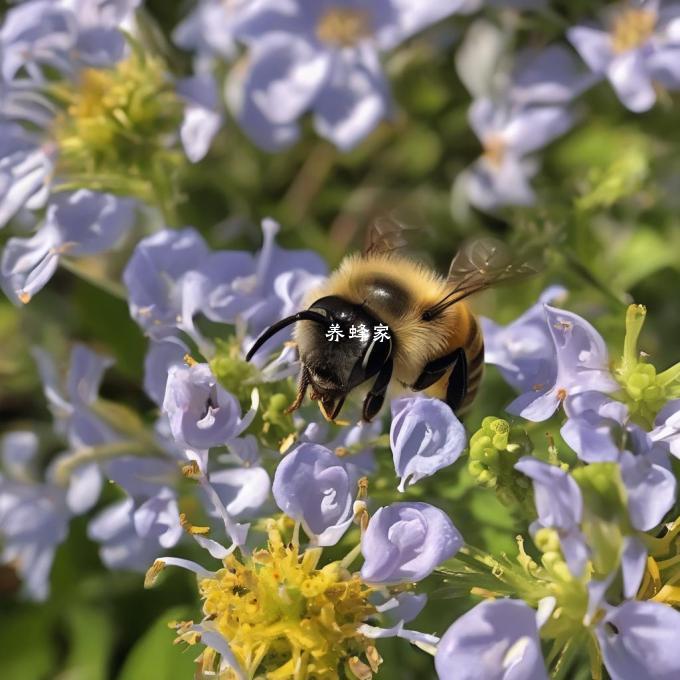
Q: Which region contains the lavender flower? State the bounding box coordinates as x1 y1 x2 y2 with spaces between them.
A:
568 1 680 112
619 446 676 532
209 464 271 519
272 443 355 546
172 0 250 62
1 190 136 304
176 74 224 163
360 501 462 584
595 600 680 680
390 396 466 491
227 0 466 150
463 99 575 211
514 457 589 576
123 219 326 352
88 496 177 571
651 399 680 458
561 391 630 462
123 228 210 339
32 343 114 434
1 2 76 82
481 285 567 393
143 338 190 407
162 362 257 450
507 305 618 422
435 599 549 680
0 432 70 600
562 393 677 533
0 122 54 229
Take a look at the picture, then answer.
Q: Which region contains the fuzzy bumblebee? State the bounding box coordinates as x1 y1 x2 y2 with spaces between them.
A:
247 221 536 422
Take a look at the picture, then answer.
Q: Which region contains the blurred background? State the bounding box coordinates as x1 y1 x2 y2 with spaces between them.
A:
1 1 680 678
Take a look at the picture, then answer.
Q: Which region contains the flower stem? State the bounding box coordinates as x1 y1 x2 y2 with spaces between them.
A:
60 257 128 300
53 440 154 485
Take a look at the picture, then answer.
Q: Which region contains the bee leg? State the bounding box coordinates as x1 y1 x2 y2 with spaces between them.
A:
444 347 468 413
411 350 461 391
362 359 394 422
285 367 310 414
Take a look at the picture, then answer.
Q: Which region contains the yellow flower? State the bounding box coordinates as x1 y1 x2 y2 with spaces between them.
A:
151 525 380 680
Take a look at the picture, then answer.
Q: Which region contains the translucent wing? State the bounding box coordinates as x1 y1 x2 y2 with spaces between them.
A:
363 217 412 256
423 237 540 320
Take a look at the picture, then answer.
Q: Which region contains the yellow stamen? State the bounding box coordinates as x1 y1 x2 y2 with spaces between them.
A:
611 8 657 54
181 461 201 479
185 529 378 679
483 134 506 168
179 513 211 535
144 559 165 588
316 8 372 47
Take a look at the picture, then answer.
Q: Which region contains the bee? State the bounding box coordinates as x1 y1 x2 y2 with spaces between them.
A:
246 220 536 422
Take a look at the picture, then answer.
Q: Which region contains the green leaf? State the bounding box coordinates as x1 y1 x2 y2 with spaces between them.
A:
0 607 57 680
117 606 197 680
60 606 114 680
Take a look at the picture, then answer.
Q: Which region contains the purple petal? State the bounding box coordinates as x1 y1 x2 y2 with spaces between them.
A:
504 105 575 155
272 443 354 546
376 592 428 625
106 456 178 499
607 51 656 112
360 502 462 584
65 461 103 514
133 488 182 549
515 457 582 529
561 392 628 462
544 305 618 395
123 228 210 337
506 387 561 422
49 189 136 255
162 363 246 450
376 0 464 50
648 46 680 88
177 74 223 163
481 286 564 393
512 44 598 105
209 466 271 519
435 599 548 680
312 45 391 150
0 222 60 304
597 601 680 680
390 396 466 491
559 527 590 578
567 25 614 73
1 431 39 479
621 535 647 599
143 338 189 407
619 450 676 531
67 344 114 405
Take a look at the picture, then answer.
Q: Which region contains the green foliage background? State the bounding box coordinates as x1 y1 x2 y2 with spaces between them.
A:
1 2 680 678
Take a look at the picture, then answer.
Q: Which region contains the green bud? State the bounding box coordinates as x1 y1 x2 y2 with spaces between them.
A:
535 528 561 554
468 417 535 513
51 48 185 211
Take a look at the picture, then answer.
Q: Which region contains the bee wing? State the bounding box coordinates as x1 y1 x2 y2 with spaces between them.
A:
423 237 540 320
363 217 412 256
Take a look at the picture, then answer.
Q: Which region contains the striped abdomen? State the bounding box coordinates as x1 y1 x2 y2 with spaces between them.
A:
425 307 484 414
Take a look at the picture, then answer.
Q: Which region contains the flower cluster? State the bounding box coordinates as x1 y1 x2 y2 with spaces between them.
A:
429 296 680 679
145 444 461 679
2 2 680 679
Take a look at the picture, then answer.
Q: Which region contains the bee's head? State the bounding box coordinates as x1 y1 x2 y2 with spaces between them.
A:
245 295 393 420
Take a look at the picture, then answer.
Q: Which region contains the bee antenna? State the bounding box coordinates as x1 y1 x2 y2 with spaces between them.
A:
245 310 328 361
